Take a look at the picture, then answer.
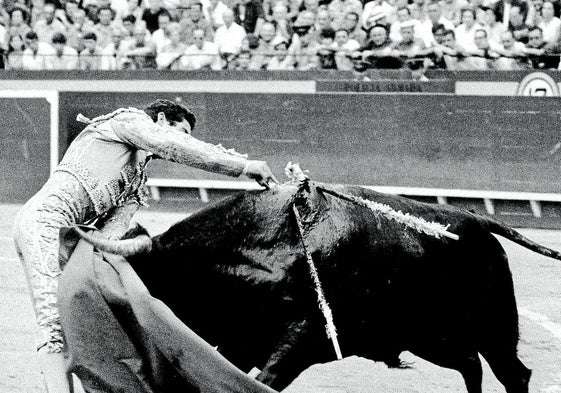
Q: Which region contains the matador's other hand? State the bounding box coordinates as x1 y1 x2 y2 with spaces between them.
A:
243 160 279 189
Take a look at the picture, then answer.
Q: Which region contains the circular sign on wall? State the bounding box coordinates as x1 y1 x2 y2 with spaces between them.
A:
517 72 560 96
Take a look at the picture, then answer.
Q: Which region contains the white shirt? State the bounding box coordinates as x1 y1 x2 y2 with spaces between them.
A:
538 17 561 45
181 41 223 70
214 22 247 54
205 1 230 28
44 46 79 70
455 22 483 52
21 43 56 70
152 29 172 53
389 19 423 44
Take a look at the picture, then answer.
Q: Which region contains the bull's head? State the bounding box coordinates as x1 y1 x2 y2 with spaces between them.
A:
73 224 153 256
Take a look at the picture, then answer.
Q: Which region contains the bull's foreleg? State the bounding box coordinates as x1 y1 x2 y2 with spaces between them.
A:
257 318 325 390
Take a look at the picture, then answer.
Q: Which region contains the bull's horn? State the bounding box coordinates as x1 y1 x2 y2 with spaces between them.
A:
73 226 152 256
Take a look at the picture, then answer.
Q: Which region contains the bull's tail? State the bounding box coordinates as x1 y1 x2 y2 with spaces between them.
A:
474 214 561 261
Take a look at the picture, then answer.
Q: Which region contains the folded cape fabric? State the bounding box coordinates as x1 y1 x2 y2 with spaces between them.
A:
58 236 278 393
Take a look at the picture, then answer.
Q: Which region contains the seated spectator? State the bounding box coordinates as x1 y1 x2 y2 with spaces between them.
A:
420 1 455 46
92 6 117 49
205 0 230 29
180 27 222 69
343 11 367 45
389 6 422 43
248 21 277 69
151 10 172 53
392 20 426 65
121 13 137 40
455 6 483 51
124 23 157 68
354 23 402 68
79 31 103 69
232 49 252 69
493 0 528 27
265 36 294 69
33 2 66 43
538 1 561 48
362 0 394 30
21 30 54 69
440 0 466 25
5 33 26 69
438 28 462 69
29 0 45 28
524 25 560 68
141 0 166 34
493 29 528 69
66 8 95 51
83 0 101 23
528 0 544 27
45 31 79 69
214 8 247 67
59 0 80 26
509 5 530 43
8 8 31 39
233 0 265 34
462 28 499 69
124 0 143 22
299 0 320 16
101 26 131 69
315 9 333 33
316 26 338 68
287 22 321 69
480 6 506 48
328 0 362 31
180 1 215 43
270 3 293 40
332 27 360 69
156 22 187 69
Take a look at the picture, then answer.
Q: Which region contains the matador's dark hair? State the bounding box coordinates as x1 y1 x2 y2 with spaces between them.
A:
144 99 197 131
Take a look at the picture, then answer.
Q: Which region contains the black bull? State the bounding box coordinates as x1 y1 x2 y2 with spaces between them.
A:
76 181 561 393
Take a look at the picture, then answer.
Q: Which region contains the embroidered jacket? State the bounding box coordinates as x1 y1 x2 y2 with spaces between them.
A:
55 107 248 216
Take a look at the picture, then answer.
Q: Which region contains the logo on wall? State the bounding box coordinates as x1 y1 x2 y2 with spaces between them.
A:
517 72 560 96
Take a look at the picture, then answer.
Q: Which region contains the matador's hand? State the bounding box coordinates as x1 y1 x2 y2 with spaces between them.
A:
243 160 279 189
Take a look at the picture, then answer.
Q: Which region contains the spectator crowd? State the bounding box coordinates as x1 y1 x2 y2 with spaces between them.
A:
0 0 560 71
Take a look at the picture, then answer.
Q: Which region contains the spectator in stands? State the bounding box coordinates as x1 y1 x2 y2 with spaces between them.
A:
316 26 338 68
232 49 252 69
299 0 321 16
343 11 367 45
5 33 25 68
287 22 321 69
354 23 401 68
125 0 144 21
156 22 187 69
92 6 116 49
179 1 214 43
389 7 422 44
538 1 561 48
419 1 455 46
33 2 66 43
151 10 172 53
21 30 54 69
332 27 360 69
411 0 429 22
121 13 137 40
509 5 530 43
528 0 544 26
463 28 499 68
142 0 166 34
205 0 230 29
101 26 130 69
524 25 560 67
248 21 277 69
214 8 246 65
8 8 31 38
265 36 294 69
233 0 265 34
439 28 462 69
270 3 293 40
66 8 94 51
493 0 529 27
493 29 528 68
455 6 483 51
481 6 506 47
180 27 222 69
439 0 465 25
315 9 333 33
79 31 103 69
328 0 362 31
45 31 79 69
124 23 157 68
59 0 79 26
362 0 394 30
392 20 426 66
29 0 46 27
